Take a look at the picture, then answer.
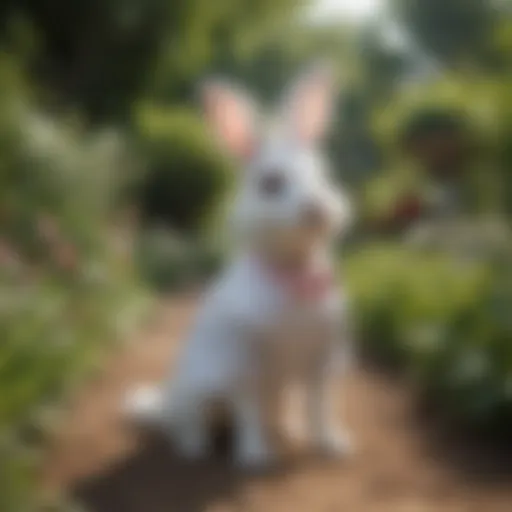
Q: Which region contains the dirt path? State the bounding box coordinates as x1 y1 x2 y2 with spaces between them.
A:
41 296 512 512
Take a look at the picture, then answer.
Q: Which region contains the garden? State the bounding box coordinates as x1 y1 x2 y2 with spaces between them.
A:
0 0 511 510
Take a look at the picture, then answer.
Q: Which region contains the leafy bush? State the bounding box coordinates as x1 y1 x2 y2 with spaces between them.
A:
136 227 225 292
134 105 232 233
371 71 511 216
0 60 148 511
360 166 427 233
345 238 512 434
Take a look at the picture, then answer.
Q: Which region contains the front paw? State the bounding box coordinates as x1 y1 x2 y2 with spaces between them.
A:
313 428 355 459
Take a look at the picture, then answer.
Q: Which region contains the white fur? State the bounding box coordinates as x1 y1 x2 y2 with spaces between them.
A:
124 63 355 468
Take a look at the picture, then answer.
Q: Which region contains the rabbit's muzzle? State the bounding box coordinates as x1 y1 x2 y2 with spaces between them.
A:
300 201 330 231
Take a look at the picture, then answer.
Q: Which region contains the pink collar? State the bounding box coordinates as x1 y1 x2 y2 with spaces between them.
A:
255 256 335 302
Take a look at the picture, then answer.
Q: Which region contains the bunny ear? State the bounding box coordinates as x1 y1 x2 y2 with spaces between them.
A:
280 61 336 145
200 79 258 162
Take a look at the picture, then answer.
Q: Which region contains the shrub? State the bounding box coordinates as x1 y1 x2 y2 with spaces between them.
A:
345 236 512 434
360 167 428 234
0 59 147 511
399 106 472 175
135 227 226 292
372 72 511 216
134 105 232 233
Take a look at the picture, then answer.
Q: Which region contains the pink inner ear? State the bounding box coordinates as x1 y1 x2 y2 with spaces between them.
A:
203 85 255 161
290 68 333 145
299 78 329 141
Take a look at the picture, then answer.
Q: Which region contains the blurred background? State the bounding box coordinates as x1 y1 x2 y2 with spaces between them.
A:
1 0 511 510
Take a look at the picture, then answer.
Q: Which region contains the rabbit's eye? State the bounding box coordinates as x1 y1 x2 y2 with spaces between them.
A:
259 172 285 197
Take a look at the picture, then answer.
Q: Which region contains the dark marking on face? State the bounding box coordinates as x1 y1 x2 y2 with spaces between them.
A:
258 171 286 198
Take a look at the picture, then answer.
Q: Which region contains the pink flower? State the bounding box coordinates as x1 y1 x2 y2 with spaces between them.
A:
37 214 60 243
53 242 79 272
394 195 424 222
0 239 22 271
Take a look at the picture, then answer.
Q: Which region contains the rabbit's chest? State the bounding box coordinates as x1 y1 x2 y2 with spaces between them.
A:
273 299 330 333
260 294 339 374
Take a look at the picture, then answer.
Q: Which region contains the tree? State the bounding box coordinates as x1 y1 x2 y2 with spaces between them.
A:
392 0 498 69
0 0 303 124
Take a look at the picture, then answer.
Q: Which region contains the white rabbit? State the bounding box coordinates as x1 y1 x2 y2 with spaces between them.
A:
125 62 355 468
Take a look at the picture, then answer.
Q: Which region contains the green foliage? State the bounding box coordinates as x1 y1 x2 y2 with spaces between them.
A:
0 60 148 511
368 67 512 217
0 0 509 505
360 165 424 228
135 105 232 233
393 0 497 68
346 240 512 432
0 0 302 123
349 0 512 441
135 228 225 292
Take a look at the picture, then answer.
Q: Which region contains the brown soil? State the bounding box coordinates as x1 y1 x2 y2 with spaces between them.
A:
41 296 512 512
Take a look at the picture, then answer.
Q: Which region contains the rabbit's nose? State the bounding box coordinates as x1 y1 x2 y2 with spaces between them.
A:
301 201 327 227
